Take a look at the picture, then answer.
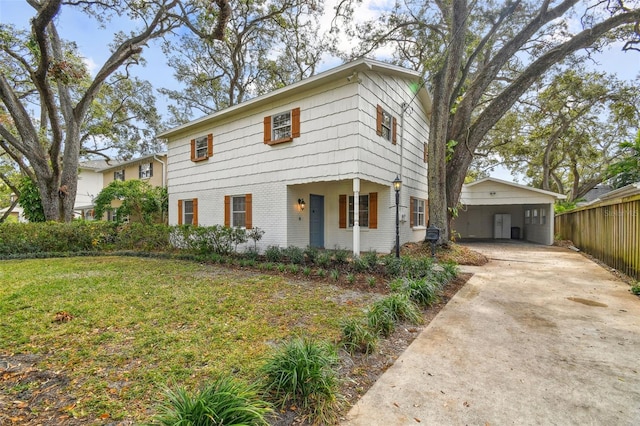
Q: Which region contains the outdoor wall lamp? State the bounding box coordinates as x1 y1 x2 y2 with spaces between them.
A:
298 198 306 211
393 175 402 258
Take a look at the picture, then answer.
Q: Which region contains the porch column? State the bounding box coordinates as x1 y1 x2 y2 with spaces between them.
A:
353 178 360 256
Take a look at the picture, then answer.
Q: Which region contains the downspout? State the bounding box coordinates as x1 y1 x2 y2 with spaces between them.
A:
154 154 167 187
154 154 167 223
399 103 406 181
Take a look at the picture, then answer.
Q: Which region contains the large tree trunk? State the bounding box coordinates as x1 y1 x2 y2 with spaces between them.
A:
436 5 640 239
427 0 467 244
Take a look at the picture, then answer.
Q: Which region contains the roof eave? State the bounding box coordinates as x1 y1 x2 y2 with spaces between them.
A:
465 177 567 200
158 58 432 140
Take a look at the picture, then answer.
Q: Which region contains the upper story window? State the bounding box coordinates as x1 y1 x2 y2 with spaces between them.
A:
114 169 125 181
139 162 153 179
264 107 300 146
273 111 292 140
411 197 426 228
376 105 397 144
190 134 213 162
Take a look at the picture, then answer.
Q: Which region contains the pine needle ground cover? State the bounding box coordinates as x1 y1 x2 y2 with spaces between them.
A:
0 257 374 424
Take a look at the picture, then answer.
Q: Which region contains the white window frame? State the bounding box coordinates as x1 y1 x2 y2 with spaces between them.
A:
183 200 194 225
139 162 152 179
541 208 547 225
381 109 393 141
232 195 246 228
413 198 426 227
348 195 369 228
114 170 125 181
272 111 292 141
532 209 538 224
525 209 531 225
194 136 209 159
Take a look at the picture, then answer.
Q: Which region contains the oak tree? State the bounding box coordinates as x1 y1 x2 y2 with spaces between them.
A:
335 0 640 242
0 0 230 221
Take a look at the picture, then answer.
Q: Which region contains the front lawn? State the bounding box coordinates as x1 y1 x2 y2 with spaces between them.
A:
0 256 376 424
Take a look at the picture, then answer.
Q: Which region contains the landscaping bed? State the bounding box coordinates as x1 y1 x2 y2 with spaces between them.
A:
0 242 478 425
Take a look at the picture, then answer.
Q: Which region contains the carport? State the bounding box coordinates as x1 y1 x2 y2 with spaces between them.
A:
453 177 566 245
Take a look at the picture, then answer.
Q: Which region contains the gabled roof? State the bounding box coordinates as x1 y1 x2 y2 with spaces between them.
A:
582 181 640 206
98 152 167 172
464 177 566 200
158 58 432 140
79 159 110 170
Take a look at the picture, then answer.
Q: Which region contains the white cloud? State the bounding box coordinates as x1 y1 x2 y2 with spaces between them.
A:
82 57 99 76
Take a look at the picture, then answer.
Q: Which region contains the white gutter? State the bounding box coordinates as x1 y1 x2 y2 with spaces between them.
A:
154 155 167 187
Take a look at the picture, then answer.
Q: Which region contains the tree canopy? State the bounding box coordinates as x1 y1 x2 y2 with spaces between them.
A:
0 0 230 222
159 0 325 124
334 0 640 242
607 131 640 188
93 179 168 225
477 68 640 200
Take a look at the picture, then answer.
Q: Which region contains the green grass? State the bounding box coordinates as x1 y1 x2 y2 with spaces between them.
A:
0 256 368 423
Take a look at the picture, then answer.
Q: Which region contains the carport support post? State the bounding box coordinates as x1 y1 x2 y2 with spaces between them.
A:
353 178 360 257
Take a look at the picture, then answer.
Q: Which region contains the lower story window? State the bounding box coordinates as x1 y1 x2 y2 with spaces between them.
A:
348 195 369 227
413 198 426 227
232 196 246 228
179 198 198 225
183 200 194 225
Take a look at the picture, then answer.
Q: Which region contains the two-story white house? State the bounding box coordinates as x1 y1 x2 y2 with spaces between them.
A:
158 59 433 255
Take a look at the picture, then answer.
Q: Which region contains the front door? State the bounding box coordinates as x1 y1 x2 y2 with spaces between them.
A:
309 194 324 248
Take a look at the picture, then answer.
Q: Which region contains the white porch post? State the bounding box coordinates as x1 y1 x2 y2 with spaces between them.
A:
353 178 360 256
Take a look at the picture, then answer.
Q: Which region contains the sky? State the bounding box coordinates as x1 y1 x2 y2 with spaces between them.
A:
1 0 639 183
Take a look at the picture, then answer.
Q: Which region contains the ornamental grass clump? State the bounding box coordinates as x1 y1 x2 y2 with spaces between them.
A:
367 293 422 337
154 376 272 426
260 337 343 425
391 277 440 307
340 317 378 355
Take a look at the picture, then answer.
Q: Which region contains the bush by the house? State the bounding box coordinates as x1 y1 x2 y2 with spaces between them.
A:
0 221 118 255
169 224 245 255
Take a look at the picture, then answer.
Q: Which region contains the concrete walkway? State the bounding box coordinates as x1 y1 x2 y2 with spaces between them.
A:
343 242 640 425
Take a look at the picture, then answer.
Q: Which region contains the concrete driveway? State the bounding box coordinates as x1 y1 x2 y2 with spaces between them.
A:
343 242 640 425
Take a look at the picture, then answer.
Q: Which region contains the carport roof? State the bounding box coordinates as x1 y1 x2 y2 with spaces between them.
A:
464 177 566 200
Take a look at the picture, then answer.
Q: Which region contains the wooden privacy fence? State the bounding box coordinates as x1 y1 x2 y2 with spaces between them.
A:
555 193 639 281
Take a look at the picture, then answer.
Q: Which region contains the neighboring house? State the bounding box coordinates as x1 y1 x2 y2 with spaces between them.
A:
453 177 566 245
75 159 110 220
97 152 168 221
0 193 26 223
0 162 105 222
578 184 613 206
158 59 433 255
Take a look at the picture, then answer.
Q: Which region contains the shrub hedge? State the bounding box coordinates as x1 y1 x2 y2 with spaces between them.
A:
0 221 174 256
